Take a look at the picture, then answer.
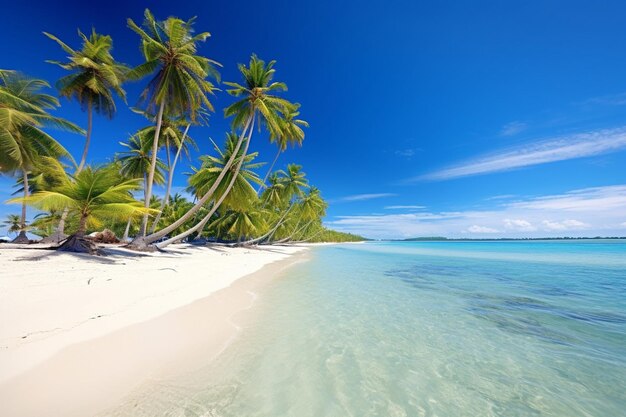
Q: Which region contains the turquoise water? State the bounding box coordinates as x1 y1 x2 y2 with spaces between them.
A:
115 241 626 416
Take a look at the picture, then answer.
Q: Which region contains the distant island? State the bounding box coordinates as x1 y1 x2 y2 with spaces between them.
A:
393 236 626 241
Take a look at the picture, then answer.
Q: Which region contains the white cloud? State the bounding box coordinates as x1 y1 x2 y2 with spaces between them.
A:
327 185 626 239
542 219 588 231
415 127 626 181
395 149 417 158
580 92 626 106
500 121 527 137
486 194 517 201
333 193 396 203
508 185 626 211
467 225 499 233
504 218 537 231
384 205 426 210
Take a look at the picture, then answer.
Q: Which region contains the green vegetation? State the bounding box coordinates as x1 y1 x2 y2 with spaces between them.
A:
1 9 364 252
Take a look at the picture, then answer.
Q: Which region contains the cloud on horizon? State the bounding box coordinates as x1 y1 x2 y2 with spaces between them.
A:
412 127 626 181
326 185 626 239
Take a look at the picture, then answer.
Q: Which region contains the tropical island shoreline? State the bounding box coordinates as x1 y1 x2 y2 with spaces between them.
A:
0 243 314 417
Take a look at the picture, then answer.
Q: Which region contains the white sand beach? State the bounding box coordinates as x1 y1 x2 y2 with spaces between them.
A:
0 244 309 417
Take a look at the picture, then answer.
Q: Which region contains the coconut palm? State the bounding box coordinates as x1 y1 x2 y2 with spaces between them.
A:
0 70 82 243
116 131 167 188
187 133 263 211
155 133 264 248
130 55 293 250
277 164 308 202
238 166 309 246
259 105 308 193
209 207 267 243
9 161 152 253
127 109 201 233
127 9 219 236
45 28 127 171
3 214 22 237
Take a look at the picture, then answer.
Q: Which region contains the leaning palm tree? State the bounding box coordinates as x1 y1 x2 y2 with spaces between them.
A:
129 55 293 250
187 134 263 211
127 9 220 236
243 165 309 246
258 105 308 193
127 109 201 233
155 133 264 248
9 160 152 253
209 207 267 243
0 70 82 243
45 29 128 171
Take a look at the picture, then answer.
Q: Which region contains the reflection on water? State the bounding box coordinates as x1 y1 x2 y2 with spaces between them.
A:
108 241 626 417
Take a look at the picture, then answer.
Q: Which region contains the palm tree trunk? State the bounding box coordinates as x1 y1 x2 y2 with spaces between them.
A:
149 124 190 234
291 218 315 240
141 100 165 236
57 213 96 254
155 115 257 249
76 214 88 237
122 218 132 241
76 101 93 172
257 147 282 194
237 205 294 246
47 103 93 242
296 227 325 243
12 170 30 244
130 115 254 249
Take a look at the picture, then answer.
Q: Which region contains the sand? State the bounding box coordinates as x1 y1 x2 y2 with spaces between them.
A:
0 243 309 417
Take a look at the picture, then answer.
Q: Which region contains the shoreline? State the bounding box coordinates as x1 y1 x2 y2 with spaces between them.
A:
0 244 310 417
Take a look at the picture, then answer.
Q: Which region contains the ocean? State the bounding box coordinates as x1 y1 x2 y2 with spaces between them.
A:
112 241 626 416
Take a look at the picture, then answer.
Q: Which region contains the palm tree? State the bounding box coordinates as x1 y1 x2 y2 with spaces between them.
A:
259 105 308 193
209 207 267 243
9 161 152 253
3 214 22 237
129 55 293 250
155 133 263 248
45 28 127 171
187 134 263 210
0 70 82 243
278 164 308 202
237 165 309 246
127 9 220 236
116 131 166 239
126 110 201 234
117 131 167 186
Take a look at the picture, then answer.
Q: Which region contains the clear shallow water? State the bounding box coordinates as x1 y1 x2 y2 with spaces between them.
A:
113 241 626 417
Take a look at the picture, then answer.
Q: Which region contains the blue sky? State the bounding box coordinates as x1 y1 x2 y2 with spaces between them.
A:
2 0 626 239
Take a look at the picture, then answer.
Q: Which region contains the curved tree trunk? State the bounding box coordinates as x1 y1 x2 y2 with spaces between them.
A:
290 218 315 241
76 101 93 172
295 227 325 243
141 101 166 236
45 103 93 243
11 170 30 244
122 218 132 242
256 147 282 195
155 116 257 249
129 115 254 250
236 205 294 246
149 124 190 234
